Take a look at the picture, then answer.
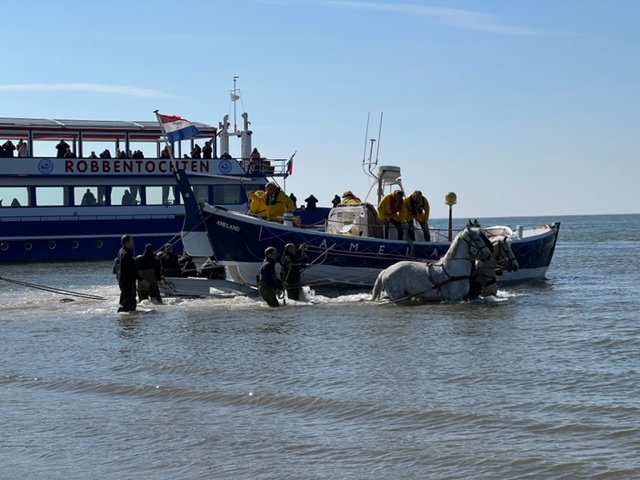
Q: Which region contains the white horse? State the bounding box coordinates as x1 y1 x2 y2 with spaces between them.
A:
468 235 519 298
371 221 494 303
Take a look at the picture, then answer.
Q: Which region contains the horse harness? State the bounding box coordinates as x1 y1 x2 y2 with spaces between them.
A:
420 230 490 300
470 239 516 293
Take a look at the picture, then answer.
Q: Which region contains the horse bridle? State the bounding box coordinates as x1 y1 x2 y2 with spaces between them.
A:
467 229 494 261
423 228 494 294
493 239 517 271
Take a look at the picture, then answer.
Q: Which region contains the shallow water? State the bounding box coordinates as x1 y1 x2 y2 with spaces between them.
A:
2 214 639 479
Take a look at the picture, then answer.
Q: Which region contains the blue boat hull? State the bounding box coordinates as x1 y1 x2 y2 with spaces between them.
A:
0 216 187 262
187 206 560 288
0 207 327 263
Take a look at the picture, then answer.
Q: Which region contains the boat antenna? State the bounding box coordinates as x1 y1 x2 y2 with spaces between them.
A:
361 113 385 202
362 112 383 182
375 112 383 164
232 76 239 133
361 112 370 167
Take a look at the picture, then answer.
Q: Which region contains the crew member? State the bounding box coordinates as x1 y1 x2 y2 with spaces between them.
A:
159 244 180 277
258 246 283 307
402 190 431 241
341 190 362 205
116 235 148 312
200 256 225 279
135 243 163 303
247 189 268 217
377 190 405 240
280 243 309 301
304 194 318 210
179 254 198 277
264 182 295 221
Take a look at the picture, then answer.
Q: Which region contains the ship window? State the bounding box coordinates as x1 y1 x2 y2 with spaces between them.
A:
71 240 79 249
111 186 140 206
193 185 209 204
146 186 176 206
3 187 29 207
74 187 102 206
95 240 103 248
24 242 32 251
0 243 8 251
48 241 56 249
213 185 242 205
35 186 65 206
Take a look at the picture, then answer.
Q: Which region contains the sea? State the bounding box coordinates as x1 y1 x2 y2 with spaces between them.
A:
1 214 639 480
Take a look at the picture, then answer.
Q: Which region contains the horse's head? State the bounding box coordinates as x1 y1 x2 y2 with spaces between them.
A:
493 237 519 273
468 219 482 229
463 224 494 263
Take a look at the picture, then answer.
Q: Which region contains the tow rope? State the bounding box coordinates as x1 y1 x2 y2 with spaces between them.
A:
0 275 107 301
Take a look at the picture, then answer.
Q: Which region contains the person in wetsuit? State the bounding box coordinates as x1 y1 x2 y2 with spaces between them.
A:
280 243 309 301
258 246 283 307
135 243 163 303
116 235 147 312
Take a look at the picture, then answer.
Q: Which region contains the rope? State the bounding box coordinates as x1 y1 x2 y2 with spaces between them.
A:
0 275 107 300
306 244 335 267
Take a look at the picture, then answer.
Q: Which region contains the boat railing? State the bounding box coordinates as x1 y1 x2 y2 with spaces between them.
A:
323 216 455 242
0 212 179 222
240 157 289 176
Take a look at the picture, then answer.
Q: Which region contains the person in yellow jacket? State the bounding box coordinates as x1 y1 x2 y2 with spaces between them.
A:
402 190 431 241
265 182 295 221
247 189 268 217
377 189 405 240
341 190 362 205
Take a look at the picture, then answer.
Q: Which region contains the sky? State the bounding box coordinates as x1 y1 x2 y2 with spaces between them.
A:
2 0 639 219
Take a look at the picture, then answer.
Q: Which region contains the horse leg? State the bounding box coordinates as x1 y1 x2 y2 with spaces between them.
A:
482 283 499 297
381 272 409 302
371 272 384 301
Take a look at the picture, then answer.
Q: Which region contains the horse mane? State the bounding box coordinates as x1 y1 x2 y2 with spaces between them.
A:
441 223 473 261
441 221 494 263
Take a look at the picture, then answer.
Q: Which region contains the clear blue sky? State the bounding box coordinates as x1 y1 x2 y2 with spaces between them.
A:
2 0 639 218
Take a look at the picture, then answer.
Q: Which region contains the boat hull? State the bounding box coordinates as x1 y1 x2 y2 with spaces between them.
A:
188 205 560 289
160 276 257 297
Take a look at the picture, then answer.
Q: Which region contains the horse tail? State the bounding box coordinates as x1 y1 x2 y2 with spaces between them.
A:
371 271 384 301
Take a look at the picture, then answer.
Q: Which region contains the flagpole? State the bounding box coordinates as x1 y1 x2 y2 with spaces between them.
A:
153 109 176 161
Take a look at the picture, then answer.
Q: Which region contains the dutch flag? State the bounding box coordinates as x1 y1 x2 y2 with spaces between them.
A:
287 151 296 176
157 113 200 143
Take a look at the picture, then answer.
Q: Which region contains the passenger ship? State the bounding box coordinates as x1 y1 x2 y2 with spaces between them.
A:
0 110 310 263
